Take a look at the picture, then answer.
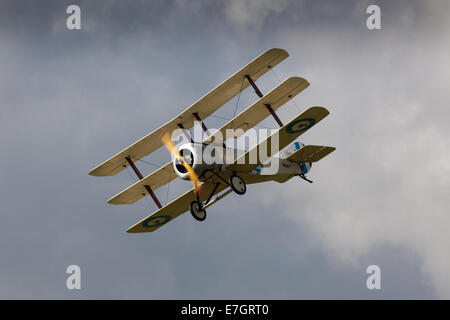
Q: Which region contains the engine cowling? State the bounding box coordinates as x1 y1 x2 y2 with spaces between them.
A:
172 143 222 180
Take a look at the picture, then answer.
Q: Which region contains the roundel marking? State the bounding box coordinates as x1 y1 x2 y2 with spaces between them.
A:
286 118 315 134
142 215 171 229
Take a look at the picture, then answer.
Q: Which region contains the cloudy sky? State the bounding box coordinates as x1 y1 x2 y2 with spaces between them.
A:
1 0 449 299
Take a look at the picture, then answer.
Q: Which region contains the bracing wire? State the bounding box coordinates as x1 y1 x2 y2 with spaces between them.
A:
270 68 303 114
132 157 161 169
165 174 171 205
270 68 282 83
125 162 156 211
232 77 245 118
125 166 138 182
209 114 232 121
208 114 273 130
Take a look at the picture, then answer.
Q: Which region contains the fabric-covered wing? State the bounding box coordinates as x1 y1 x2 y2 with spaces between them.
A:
107 162 176 205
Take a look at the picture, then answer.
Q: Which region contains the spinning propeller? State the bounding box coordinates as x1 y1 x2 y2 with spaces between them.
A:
161 132 203 196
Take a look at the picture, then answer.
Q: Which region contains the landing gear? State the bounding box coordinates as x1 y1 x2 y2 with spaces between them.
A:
190 200 206 221
229 174 246 195
188 173 246 222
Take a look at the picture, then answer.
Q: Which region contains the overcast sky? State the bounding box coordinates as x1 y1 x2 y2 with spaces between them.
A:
1 0 449 299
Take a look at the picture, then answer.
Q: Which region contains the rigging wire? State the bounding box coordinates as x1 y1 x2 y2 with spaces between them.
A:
270 68 282 83
125 166 138 182
136 155 174 206
125 166 154 211
232 77 245 118
208 114 274 130
208 114 232 121
133 157 161 169
127 161 162 210
270 68 303 114
165 173 171 205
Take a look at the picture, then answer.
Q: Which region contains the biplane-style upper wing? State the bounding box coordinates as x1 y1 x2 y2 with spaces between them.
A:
107 76 309 205
226 106 330 173
127 181 229 233
89 48 289 177
286 145 336 163
204 77 309 143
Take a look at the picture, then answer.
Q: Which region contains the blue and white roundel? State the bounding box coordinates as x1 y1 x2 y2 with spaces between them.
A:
286 118 315 134
142 215 171 228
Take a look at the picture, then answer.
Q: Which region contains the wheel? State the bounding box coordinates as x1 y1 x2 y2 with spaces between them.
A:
190 200 206 221
230 174 246 195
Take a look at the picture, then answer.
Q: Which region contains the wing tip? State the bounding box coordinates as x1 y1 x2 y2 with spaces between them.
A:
291 76 310 89
268 47 289 56
107 193 123 205
309 105 330 116
126 226 152 234
259 48 289 64
88 166 115 177
126 223 142 233
285 76 308 84
88 168 99 176
107 195 137 205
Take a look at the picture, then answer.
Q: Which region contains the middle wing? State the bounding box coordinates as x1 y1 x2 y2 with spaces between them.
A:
108 162 176 205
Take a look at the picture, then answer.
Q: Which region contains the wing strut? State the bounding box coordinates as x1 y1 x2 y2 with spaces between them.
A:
193 112 210 135
177 123 194 143
245 74 284 127
125 157 162 208
193 112 226 148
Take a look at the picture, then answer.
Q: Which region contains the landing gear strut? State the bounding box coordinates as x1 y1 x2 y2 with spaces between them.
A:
189 182 220 222
189 173 247 222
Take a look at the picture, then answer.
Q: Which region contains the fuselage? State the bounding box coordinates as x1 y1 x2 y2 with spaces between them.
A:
172 141 311 180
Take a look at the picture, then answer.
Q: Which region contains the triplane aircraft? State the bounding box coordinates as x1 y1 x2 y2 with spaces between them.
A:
89 48 335 233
